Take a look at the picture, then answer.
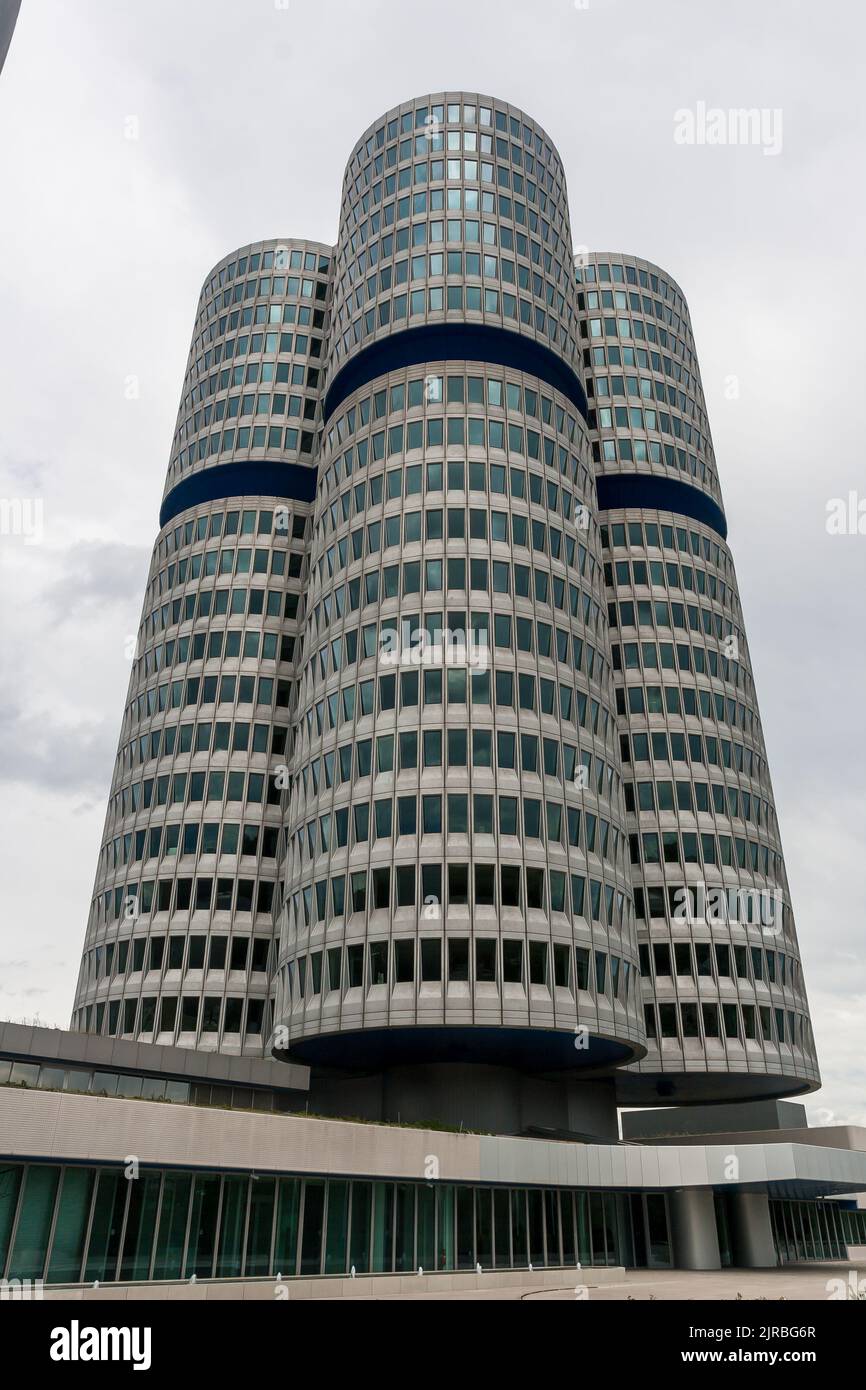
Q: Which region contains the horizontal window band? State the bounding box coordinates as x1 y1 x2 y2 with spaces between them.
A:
159 460 317 528
323 323 589 422
595 473 727 541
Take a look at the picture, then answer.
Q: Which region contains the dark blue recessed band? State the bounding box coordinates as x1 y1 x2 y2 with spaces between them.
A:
323 323 589 423
280 1024 636 1072
159 460 317 528
595 473 727 541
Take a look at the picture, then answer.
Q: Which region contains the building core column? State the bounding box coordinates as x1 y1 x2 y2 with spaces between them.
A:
668 1188 721 1270
730 1191 777 1267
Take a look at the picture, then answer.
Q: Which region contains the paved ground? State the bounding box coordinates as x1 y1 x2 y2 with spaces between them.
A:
348 1264 866 1300
38 1262 866 1301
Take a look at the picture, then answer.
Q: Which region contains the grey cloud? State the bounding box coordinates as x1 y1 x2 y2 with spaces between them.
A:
0 453 48 492
0 700 116 794
41 540 150 622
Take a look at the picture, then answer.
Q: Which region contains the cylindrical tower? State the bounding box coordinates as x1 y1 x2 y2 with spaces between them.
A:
575 252 819 1103
71 238 333 1055
271 97 645 1132
69 98 820 1128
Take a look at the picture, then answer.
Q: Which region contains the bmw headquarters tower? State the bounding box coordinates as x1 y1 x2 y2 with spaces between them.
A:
3 96 862 1290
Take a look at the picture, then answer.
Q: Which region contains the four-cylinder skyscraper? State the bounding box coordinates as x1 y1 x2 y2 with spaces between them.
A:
72 93 819 1138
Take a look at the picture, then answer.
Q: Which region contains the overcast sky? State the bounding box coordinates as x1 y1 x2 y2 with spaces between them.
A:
0 0 863 1125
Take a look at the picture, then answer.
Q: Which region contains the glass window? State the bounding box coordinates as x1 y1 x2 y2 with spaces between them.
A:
244 1176 276 1277
84 1169 127 1282
185 1174 221 1277
8 1164 60 1280
119 1172 161 1281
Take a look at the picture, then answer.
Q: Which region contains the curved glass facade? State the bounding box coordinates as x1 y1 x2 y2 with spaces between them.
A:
0 1160 665 1281
2 1158 858 1284
271 96 645 1075
70 97 818 1118
71 240 331 1055
328 95 580 382
576 252 819 1101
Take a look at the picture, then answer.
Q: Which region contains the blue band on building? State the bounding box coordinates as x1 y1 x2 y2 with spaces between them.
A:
323 323 589 422
595 473 728 540
159 460 318 528
285 1025 637 1072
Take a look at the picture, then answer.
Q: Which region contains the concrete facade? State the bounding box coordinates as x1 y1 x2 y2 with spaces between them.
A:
4 1086 866 1200
622 1099 808 1139
730 1192 778 1268
668 1188 721 1270
1 1032 864 1289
